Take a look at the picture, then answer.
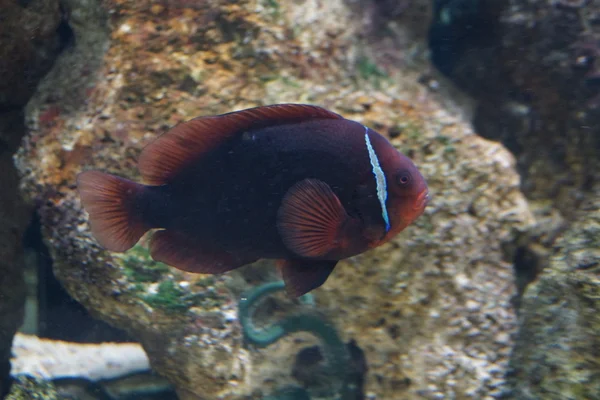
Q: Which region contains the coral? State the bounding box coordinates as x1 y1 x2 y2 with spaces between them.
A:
239 281 352 399
239 281 315 347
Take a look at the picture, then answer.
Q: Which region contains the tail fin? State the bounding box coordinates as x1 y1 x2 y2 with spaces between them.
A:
77 170 150 252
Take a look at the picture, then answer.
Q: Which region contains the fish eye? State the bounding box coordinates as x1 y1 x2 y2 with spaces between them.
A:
396 172 411 185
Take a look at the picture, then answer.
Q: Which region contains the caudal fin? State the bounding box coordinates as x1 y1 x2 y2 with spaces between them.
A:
77 170 150 252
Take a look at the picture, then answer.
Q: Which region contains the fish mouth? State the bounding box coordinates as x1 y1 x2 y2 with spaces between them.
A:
414 189 430 211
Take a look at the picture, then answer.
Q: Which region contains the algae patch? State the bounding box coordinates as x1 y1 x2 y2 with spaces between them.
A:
118 244 170 283
141 278 228 312
356 55 389 89
115 244 226 312
142 280 189 312
7 376 59 400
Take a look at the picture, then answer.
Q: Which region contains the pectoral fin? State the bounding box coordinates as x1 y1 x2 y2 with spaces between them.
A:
277 179 350 258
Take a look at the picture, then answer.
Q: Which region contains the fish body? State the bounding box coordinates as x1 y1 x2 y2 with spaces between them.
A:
77 104 429 296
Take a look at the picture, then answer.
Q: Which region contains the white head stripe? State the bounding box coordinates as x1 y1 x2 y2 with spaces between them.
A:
364 126 390 232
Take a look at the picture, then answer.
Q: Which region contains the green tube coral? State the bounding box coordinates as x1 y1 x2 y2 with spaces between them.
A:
238 281 353 399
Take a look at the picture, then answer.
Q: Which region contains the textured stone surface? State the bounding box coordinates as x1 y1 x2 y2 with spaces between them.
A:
6 376 59 400
10 333 149 380
0 0 63 109
0 0 66 395
430 3 600 398
508 182 600 399
429 0 600 217
0 111 30 397
315 106 531 400
15 0 534 399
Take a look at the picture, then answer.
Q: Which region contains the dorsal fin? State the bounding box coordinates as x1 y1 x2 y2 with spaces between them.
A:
138 104 343 185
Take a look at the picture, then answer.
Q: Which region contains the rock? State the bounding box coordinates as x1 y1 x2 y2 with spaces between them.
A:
0 0 69 394
6 376 59 400
9 333 175 399
429 0 600 216
429 2 600 397
314 104 532 400
14 0 534 398
0 111 30 397
0 0 64 109
508 183 600 399
10 333 149 380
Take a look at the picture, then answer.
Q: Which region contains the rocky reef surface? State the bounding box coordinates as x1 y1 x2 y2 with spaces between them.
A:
6 376 60 400
8 333 175 399
508 182 600 399
429 0 600 217
429 2 600 398
13 0 536 399
11 333 149 380
0 0 68 394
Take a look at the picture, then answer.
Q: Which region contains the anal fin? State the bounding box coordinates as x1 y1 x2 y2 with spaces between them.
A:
278 258 338 297
150 230 257 274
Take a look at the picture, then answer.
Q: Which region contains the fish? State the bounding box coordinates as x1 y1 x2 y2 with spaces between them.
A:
77 104 429 297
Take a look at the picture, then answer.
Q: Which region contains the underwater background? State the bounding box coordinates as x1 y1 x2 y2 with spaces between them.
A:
0 0 598 399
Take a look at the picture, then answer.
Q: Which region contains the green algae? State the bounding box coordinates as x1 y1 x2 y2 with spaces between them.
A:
119 244 170 283
436 135 457 154
356 56 387 80
138 277 228 312
356 55 389 89
142 280 189 312
392 120 422 142
280 76 301 88
117 245 227 312
6 376 59 400
262 0 281 20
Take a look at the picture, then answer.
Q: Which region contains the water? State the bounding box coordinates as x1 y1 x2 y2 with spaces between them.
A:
1 0 598 399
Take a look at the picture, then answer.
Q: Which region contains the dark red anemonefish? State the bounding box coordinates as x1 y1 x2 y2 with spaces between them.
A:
77 104 429 297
